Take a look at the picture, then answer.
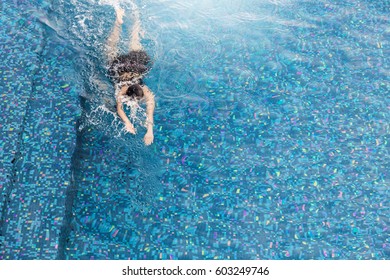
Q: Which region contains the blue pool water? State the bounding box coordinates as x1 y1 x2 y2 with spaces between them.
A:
0 0 389 260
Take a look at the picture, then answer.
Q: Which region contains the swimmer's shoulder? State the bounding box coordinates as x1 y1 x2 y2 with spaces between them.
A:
116 85 128 101
142 85 154 97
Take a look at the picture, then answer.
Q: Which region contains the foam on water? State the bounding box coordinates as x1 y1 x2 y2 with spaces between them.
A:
97 0 139 10
78 99 148 139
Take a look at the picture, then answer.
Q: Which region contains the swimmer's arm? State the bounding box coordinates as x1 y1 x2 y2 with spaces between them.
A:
116 99 130 124
143 86 155 145
143 86 155 129
116 87 136 134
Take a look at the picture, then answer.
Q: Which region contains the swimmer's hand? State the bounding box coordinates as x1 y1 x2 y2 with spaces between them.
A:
144 131 154 146
125 122 136 134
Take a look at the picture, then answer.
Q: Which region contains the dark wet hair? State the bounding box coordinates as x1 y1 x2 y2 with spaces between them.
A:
126 84 144 100
109 50 151 78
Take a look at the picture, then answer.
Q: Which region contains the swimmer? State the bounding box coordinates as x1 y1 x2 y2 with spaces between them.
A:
106 5 155 145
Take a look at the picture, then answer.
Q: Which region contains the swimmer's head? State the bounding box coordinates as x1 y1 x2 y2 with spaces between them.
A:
126 84 144 100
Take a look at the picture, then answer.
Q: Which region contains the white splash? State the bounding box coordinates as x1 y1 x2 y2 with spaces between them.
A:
78 97 147 138
119 97 148 129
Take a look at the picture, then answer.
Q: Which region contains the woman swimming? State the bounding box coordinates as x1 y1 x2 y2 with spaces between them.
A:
106 6 155 145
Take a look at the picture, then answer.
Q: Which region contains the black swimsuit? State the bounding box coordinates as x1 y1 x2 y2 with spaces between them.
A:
108 50 151 83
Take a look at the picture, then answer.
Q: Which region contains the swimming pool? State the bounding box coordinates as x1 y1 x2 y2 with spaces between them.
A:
0 0 388 260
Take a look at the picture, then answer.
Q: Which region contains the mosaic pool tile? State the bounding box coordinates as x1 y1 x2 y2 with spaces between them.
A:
0 0 80 259
1 0 389 260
